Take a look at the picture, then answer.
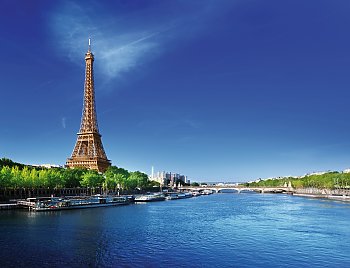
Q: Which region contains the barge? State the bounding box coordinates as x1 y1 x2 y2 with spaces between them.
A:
166 192 193 200
21 195 130 211
134 193 166 202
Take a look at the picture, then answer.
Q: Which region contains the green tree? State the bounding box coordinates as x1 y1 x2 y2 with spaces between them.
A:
11 166 22 189
125 176 138 190
0 166 12 188
30 169 40 188
38 169 48 188
0 158 25 169
21 167 32 188
105 166 131 192
47 169 64 189
115 174 126 191
80 171 103 188
106 166 130 178
104 175 117 192
62 168 85 188
129 171 149 189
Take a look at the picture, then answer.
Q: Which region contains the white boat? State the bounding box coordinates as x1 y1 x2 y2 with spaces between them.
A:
29 196 129 212
134 193 166 202
166 193 180 200
191 191 202 197
184 192 193 198
166 192 193 200
202 189 213 195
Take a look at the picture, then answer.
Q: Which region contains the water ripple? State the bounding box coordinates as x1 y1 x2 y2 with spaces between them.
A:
1 194 350 267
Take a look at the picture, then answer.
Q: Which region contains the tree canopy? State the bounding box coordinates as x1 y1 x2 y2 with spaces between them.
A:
244 172 350 189
0 159 155 193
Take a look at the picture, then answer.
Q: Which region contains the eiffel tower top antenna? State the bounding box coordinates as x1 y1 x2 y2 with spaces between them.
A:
66 39 111 172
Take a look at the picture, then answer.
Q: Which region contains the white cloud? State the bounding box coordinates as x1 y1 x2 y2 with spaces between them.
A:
49 2 165 82
61 117 66 129
49 1 236 83
96 32 160 79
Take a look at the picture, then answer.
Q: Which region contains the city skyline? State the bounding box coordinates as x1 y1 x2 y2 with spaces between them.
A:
1 1 350 181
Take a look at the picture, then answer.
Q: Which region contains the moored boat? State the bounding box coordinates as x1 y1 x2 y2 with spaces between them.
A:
202 189 213 195
184 192 193 198
191 191 202 197
134 193 166 202
166 193 180 200
166 192 193 200
29 195 129 212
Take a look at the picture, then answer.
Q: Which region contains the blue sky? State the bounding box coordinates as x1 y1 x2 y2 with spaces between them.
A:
1 0 350 181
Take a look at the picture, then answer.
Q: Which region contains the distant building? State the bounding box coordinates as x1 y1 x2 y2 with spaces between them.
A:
151 170 189 186
151 171 166 185
32 164 62 169
305 171 329 176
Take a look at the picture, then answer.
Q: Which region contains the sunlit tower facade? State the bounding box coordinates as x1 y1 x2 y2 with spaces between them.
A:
66 40 111 172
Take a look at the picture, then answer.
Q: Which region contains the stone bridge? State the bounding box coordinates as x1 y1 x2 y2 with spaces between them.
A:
179 185 293 194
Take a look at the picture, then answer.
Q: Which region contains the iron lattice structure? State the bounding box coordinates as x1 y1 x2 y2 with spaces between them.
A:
66 43 111 172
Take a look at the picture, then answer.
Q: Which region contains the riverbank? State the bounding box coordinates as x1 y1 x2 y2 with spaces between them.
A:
292 192 350 202
290 187 350 202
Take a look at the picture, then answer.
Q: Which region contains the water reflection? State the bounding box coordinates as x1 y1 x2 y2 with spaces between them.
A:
1 194 350 267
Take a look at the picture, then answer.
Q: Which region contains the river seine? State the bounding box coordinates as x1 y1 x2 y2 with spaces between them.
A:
1 193 350 267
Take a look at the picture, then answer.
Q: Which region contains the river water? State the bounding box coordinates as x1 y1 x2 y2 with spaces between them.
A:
1 193 349 267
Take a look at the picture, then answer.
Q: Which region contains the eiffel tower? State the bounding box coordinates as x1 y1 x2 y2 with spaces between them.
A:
66 39 111 172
